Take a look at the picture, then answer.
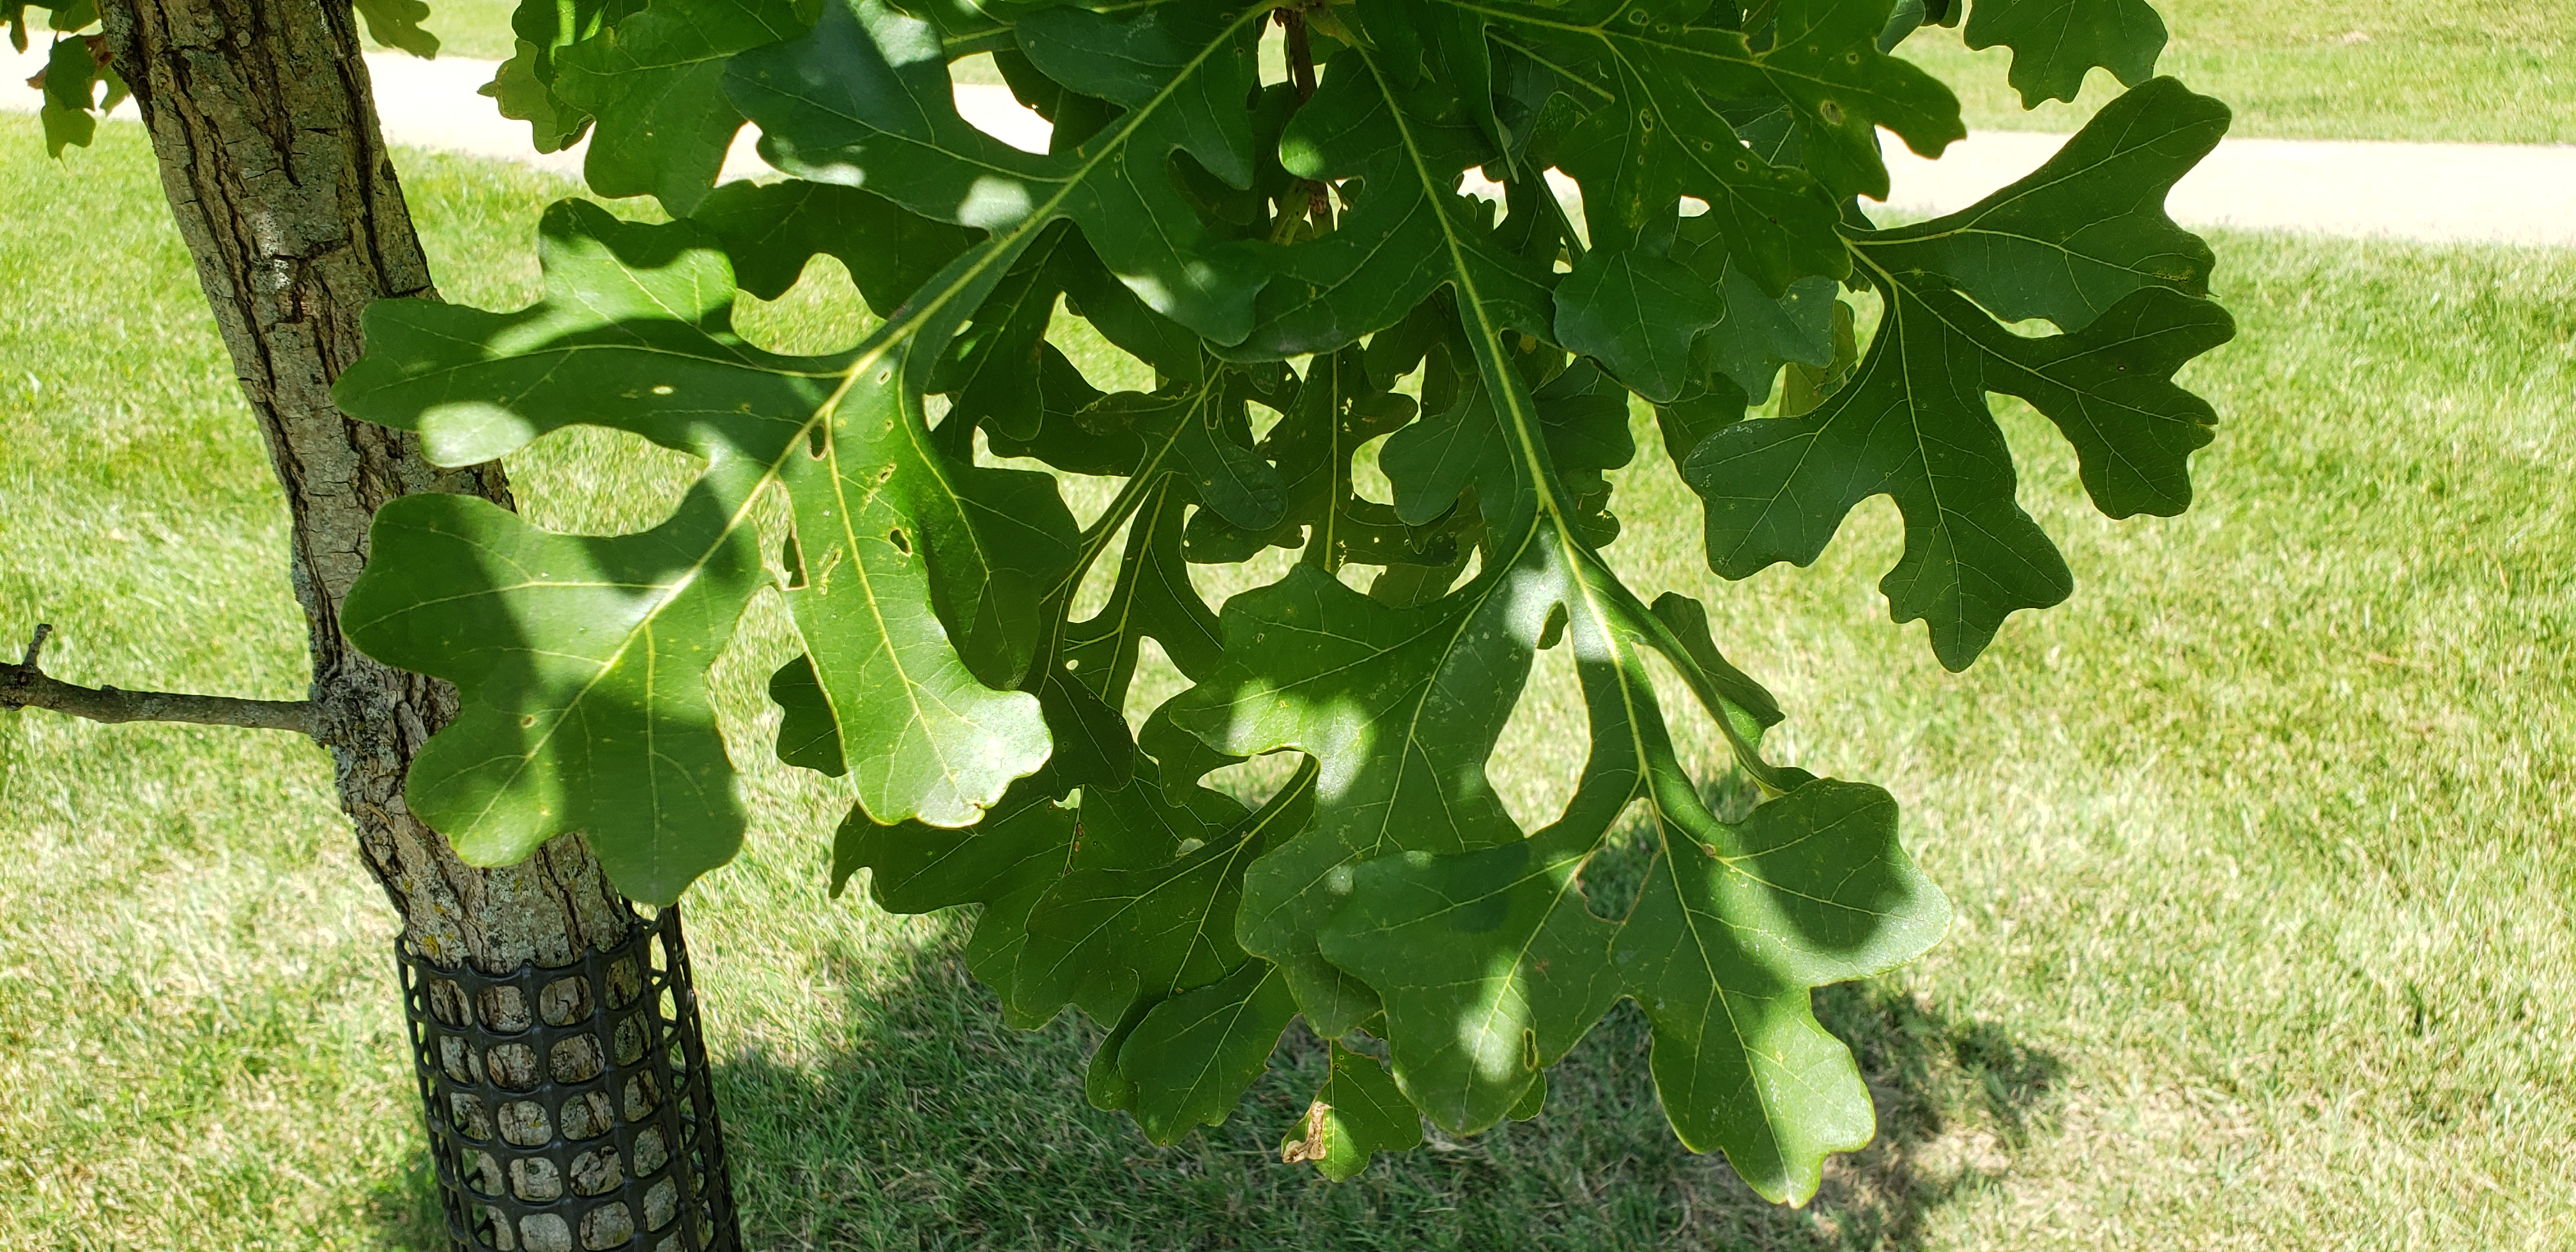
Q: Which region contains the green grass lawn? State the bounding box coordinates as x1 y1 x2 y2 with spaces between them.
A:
6 114 2575 1250
408 0 2575 144
1897 0 2576 144
417 0 521 60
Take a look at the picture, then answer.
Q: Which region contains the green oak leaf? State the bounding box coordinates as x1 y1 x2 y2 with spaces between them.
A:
338 199 1080 897
1344 0 1510 158
1167 562 1534 1035
1682 80 2235 669
1474 0 1965 202
36 33 119 156
1874 0 1956 52
1282 1040 1425 1181
1647 592 1784 739
1308 546 1945 1202
1172 29 1802 1055
552 0 815 214
929 222 1225 452
1077 387 1286 533
35 57 95 156
1963 0 2166 107
1060 480 1225 706
352 0 440 57
325 0 2237 1199
1553 248 1728 404
1223 47 1556 367
1669 214 1840 404
483 45 592 153
1378 360 1522 531
1641 234 1846 470
689 177 977 309
1685 281 2230 669
931 225 1089 443
1145 22 1936 1197
1114 958 1299 1142
728 0 1273 344
1482 0 1846 287
1860 76 2226 332
1321 774 1947 1203
346 487 759 904
1181 345 1439 569
480 0 647 153
1009 385 1261 789
775 328 1073 818
845 756 1315 1143
830 775 1075 1014
1532 358 1637 547
1085 996 1155 1111
1014 759 1317 1024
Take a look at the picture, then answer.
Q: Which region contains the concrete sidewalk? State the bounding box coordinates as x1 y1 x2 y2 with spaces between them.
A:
12 47 2573 247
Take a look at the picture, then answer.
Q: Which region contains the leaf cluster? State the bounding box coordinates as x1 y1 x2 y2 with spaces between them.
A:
12 1 123 156
331 0 2229 1202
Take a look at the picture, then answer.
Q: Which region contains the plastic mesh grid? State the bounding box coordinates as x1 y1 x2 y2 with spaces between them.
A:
399 907 739 1252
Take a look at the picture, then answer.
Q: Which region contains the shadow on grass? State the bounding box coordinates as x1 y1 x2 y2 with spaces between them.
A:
365 1141 446 1251
698 924 2060 1252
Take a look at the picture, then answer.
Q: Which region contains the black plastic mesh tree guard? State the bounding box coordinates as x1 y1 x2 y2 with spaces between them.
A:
399 906 739 1252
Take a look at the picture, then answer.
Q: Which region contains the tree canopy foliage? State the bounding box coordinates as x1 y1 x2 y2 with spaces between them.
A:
28 0 2229 1204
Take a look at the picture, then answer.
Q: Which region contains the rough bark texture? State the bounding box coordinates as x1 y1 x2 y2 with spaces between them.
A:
98 0 634 975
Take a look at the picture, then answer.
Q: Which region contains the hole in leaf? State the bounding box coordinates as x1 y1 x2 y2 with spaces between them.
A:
1255 19 1289 88
1450 545 1485 593
1201 750 1308 811
971 424 1120 531
732 254 877 356
505 426 701 537
1245 393 1285 444
887 528 912 556
1347 430 1397 507
1047 303 1155 393
1332 557 1377 593
1181 507 1298 608
1489 600 1584 833
1122 637 1190 728
1068 512 1133 620
951 69 1053 155
1061 474 1128 535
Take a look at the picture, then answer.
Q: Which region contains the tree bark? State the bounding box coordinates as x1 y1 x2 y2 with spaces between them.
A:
95 0 631 972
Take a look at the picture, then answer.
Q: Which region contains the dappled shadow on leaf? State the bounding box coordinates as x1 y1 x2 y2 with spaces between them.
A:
691 915 2057 1251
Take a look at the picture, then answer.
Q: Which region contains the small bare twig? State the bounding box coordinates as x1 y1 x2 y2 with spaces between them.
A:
1278 5 1332 222
1278 6 1317 102
1 624 319 737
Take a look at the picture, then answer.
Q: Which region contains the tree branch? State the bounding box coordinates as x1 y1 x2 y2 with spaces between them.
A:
1 624 319 737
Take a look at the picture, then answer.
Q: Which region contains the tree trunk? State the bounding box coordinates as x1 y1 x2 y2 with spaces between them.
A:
93 1 739 1245
96 0 631 973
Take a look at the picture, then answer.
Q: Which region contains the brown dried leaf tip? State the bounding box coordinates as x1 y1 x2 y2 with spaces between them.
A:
1281 1101 1332 1164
